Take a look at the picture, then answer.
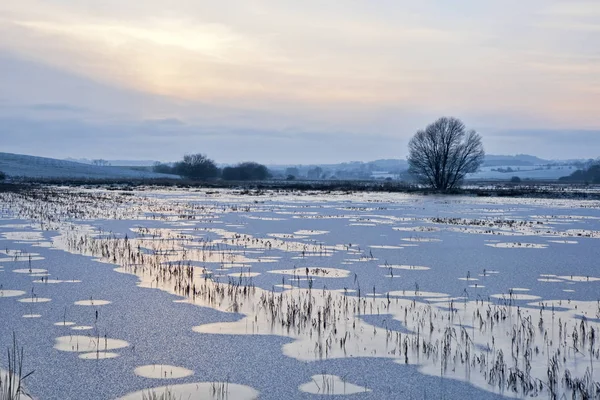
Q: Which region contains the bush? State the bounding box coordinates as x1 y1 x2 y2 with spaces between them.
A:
285 167 299 179
0 171 5 181
510 176 521 183
152 163 174 174
173 154 220 180
222 162 270 181
560 163 600 183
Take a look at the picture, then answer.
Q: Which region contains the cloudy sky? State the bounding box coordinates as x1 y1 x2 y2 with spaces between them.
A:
1 0 599 163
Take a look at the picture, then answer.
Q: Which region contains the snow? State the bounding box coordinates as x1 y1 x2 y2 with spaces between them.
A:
467 165 572 180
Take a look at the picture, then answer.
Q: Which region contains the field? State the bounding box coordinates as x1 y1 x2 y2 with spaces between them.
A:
1 186 599 399
468 165 574 181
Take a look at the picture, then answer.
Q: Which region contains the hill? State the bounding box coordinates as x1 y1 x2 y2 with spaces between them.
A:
0 152 179 180
482 154 550 167
64 158 160 167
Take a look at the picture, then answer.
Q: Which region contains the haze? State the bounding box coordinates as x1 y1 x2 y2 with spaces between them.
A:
1 0 599 163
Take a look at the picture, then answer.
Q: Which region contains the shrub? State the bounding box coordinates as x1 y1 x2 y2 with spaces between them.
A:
222 162 270 181
559 163 600 183
173 154 220 180
152 163 174 174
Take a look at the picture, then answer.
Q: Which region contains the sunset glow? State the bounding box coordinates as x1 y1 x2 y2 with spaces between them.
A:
1 0 599 161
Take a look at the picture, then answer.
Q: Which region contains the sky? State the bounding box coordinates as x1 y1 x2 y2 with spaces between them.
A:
1 0 599 164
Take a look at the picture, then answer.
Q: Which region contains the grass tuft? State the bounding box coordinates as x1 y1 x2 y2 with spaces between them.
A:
0 334 34 400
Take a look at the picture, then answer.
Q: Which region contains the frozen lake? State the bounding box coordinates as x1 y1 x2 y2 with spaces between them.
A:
1 187 599 399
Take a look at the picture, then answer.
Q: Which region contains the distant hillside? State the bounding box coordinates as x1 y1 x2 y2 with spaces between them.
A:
366 159 409 170
483 154 549 167
0 152 179 180
65 158 160 167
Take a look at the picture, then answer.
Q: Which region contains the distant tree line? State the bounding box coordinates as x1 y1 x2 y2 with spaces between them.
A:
0 170 5 181
283 166 326 180
153 154 270 181
92 159 111 167
559 162 600 184
282 165 373 180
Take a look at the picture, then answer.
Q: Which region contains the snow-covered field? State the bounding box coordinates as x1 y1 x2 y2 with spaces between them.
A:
0 152 178 180
468 165 573 180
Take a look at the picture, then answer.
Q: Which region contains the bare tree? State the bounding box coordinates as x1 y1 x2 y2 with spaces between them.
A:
408 117 484 190
307 166 323 180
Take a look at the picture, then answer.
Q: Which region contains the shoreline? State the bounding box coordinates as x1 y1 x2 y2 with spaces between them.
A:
2 180 600 200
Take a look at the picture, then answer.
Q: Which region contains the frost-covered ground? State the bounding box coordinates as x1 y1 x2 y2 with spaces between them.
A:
468 165 572 180
0 152 178 180
0 187 599 399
